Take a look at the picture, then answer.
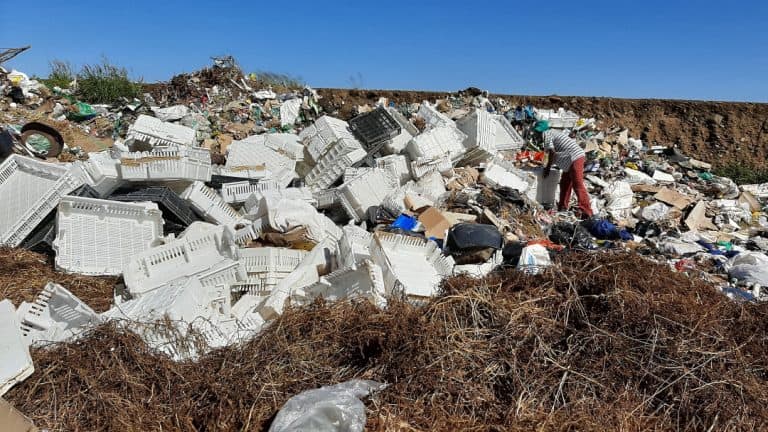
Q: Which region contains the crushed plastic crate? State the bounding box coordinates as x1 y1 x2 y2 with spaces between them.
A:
225 136 297 184
123 222 241 297
0 155 84 247
535 108 580 129
382 107 419 154
0 300 33 397
481 156 536 193
108 186 199 228
369 232 455 300
260 133 304 161
349 106 401 147
126 114 196 148
244 187 317 214
338 169 397 222
417 102 455 128
338 224 373 269
300 116 357 163
410 154 453 180
305 147 367 190
53 197 164 276
181 181 243 227
298 260 386 308
119 145 212 182
406 125 467 163
376 154 411 186
232 247 308 296
21 184 100 254
457 109 524 165
78 150 123 196
313 188 339 210
16 282 101 345
211 165 268 182
220 179 280 204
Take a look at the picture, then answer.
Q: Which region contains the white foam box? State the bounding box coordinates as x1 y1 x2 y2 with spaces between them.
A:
53 197 164 276
0 300 33 397
0 155 83 247
369 232 454 300
338 169 397 222
17 283 101 345
119 145 212 182
127 114 196 147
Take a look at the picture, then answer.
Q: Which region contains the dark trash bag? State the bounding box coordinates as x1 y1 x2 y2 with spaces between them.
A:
502 242 526 266
445 223 503 254
549 222 594 250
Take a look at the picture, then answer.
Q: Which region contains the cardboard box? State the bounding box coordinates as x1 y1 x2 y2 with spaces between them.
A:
418 207 452 240
0 398 38 432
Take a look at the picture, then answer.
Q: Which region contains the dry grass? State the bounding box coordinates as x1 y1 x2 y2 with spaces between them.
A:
0 248 116 311
5 251 768 431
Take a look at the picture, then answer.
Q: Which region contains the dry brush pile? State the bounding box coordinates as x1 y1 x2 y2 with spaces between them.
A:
6 251 768 431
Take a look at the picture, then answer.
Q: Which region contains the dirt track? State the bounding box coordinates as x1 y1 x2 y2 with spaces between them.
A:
317 88 768 167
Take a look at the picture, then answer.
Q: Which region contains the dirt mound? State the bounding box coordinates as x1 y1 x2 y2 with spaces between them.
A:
0 248 116 312
316 88 768 168
7 252 768 431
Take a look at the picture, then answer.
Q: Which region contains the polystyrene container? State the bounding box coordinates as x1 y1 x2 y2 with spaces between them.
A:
0 155 84 247
369 232 454 299
181 181 242 226
535 108 580 129
535 168 561 206
53 197 164 275
0 299 33 396
220 179 280 204
123 222 237 297
338 169 396 222
119 145 212 181
127 114 196 148
17 282 101 345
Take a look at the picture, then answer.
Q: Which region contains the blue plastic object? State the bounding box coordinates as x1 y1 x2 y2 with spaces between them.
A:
391 214 418 231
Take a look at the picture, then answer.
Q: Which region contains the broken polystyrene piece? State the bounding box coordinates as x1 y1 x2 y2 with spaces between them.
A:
0 155 84 247
220 179 280 204
151 105 189 122
232 247 309 296
375 154 411 186
338 224 373 269
299 260 387 308
369 232 454 300
17 283 101 345
268 380 386 432
119 145 212 182
406 125 467 163
280 99 302 127
126 114 196 148
640 202 671 222
605 181 634 220
54 196 164 275
0 300 33 397
623 168 657 185
123 222 239 297
338 169 397 222
652 170 676 183
181 181 243 228
517 244 552 275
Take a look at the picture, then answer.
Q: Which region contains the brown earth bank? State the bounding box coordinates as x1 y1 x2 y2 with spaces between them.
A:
316 88 768 168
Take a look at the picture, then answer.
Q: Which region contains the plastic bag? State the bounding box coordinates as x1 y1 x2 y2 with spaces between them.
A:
517 244 551 275
269 380 386 432
549 222 594 250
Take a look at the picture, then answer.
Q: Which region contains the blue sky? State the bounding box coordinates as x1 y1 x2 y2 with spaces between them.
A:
1 0 766 101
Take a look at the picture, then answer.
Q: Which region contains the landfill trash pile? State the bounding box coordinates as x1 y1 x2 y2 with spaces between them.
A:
2 58 768 430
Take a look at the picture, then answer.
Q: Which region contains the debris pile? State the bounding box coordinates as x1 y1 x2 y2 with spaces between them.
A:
2 58 768 429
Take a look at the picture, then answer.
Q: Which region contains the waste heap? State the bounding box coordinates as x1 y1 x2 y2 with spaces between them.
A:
2 60 768 430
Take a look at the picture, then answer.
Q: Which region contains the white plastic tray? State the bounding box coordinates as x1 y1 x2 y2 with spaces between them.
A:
0 155 84 247
0 300 33 396
406 125 467 163
220 179 281 204
53 197 164 276
232 247 308 296
369 232 454 299
127 114 197 148
300 260 386 307
119 145 212 182
338 169 397 222
181 181 242 227
17 282 101 345
376 154 411 185
305 147 367 190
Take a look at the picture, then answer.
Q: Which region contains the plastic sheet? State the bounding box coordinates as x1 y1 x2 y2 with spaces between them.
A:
269 380 386 432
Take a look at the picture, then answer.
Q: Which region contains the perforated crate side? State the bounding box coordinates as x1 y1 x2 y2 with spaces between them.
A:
182 181 241 226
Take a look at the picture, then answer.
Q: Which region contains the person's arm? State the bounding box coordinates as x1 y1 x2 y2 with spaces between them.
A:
544 149 556 177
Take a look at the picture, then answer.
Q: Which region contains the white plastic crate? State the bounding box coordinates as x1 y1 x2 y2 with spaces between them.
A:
225 137 297 177
0 300 33 396
212 165 268 180
127 114 196 148
535 108 580 129
313 188 339 209
123 222 238 297
181 181 242 226
338 224 373 269
302 116 356 163
457 109 524 163
261 133 304 161
244 187 317 214
370 232 454 300
305 147 367 190
410 154 453 180
233 247 308 296
220 179 280 204
343 167 373 183
17 283 101 345
417 102 454 128
338 169 397 222
491 114 524 151
383 108 418 154
79 150 122 196
376 154 411 185
119 145 212 182
0 155 84 247
406 125 467 163
299 260 386 307
53 197 164 276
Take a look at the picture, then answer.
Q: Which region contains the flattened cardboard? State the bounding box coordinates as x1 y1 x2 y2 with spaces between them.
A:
418 207 452 240
0 399 38 432
654 187 694 210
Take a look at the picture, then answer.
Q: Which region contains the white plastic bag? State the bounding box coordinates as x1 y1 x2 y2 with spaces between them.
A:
269 380 386 432
517 244 551 275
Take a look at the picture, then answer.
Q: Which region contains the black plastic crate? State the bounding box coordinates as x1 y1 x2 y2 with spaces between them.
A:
109 186 199 227
349 107 401 147
207 174 260 190
21 184 101 254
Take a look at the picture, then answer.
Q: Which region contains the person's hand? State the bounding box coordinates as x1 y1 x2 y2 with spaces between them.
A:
543 166 551 178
